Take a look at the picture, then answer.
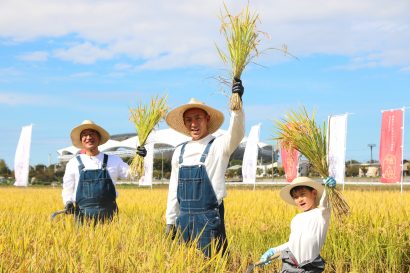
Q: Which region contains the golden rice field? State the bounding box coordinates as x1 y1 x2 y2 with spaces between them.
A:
0 186 409 273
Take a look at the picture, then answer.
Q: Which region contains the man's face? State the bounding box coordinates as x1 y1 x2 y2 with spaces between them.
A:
291 187 318 212
80 129 101 151
183 108 210 141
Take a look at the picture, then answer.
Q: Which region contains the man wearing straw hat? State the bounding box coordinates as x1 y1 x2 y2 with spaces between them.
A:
62 120 142 224
165 80 245 256
258 176 336 272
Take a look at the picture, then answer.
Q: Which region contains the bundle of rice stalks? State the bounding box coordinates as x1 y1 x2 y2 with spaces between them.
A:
216 3 266 111
273 107 350 221
129 95 168 178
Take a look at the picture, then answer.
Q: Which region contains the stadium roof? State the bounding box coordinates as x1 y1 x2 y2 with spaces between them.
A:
57 128 273 162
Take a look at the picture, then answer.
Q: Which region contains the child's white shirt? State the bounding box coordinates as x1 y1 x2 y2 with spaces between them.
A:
274 189 331 265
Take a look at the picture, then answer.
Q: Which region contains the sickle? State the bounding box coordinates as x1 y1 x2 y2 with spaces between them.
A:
50 209 67 221
245 252 281 273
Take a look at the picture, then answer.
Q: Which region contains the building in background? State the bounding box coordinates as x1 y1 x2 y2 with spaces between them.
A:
57 129 277 180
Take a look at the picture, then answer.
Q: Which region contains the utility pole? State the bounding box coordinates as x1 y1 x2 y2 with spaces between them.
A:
161 150 164 180
368 144 376 164
271 145 274 180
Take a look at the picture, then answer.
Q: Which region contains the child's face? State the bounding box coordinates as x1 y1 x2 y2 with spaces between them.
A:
291 188 318 212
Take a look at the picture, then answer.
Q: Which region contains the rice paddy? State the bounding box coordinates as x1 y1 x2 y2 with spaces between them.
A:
0 186 408 273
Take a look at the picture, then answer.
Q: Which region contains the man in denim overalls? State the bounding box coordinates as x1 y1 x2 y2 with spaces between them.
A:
62 120 144 224
165 80 245 256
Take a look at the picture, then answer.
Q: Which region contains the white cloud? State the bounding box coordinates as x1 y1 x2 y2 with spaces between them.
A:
72 90 138 101
114 63 133 71
17 51 48 61
0 0 409 68
0 90 131 107
0 92 60 106
53 42 113 64
400 66 410 73
69 72 96 78
0 67 22 82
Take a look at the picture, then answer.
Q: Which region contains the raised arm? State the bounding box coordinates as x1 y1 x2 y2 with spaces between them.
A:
219 77 245 153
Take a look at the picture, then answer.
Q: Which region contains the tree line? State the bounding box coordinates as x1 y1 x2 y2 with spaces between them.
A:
1 158 408 185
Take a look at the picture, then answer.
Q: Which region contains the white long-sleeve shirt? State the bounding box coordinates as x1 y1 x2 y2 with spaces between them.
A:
62 153 129 205
274 189 331 265
166 109 245 224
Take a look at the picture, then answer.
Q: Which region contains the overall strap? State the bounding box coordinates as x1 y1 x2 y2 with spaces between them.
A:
200 137 215 163
178 142 189 164
76 155 85 171
178 138 216 164
102 154 108 170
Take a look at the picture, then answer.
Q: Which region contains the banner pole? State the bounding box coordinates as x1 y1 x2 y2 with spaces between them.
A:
401 107 406 193
343 113 349 191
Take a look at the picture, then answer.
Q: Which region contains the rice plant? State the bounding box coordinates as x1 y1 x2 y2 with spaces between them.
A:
0 187 408 272
273 107 350 221
129 95 168 178
216 2 267 111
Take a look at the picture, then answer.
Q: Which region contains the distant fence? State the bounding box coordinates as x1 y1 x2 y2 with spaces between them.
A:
117 180 410 188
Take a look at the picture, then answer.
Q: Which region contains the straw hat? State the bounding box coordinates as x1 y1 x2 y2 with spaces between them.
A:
279 176 324 206
70 120 110 148
166 98 224 136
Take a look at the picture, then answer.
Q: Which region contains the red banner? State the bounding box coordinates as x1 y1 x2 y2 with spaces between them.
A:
281 144 299 182
379 109 404 183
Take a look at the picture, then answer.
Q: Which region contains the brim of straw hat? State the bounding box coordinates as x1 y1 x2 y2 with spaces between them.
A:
165 98 224 136
70 120 110 148
279 176 324 206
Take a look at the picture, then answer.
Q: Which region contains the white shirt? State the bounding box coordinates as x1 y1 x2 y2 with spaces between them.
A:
62 153 129 205
166 109 245 224
274 189 331 265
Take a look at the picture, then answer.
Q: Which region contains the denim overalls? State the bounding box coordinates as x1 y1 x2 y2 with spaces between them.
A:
176 138 227 257
75 154 118 224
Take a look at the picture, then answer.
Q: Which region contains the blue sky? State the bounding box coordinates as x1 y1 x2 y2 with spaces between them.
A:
1 0 409 168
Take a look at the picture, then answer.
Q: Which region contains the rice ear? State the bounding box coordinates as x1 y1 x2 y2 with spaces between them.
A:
129 95 168 178
273 106 350 220
216 3 262 111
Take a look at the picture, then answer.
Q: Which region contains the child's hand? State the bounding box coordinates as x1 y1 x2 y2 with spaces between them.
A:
260 248 276 264
324 176 336 188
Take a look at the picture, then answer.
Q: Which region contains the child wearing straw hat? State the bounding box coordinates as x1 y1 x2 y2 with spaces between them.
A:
259 176 336 272
165 80 245 257
62 120 145 224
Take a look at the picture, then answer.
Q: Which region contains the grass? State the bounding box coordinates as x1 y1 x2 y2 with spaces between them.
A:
0 187 409 272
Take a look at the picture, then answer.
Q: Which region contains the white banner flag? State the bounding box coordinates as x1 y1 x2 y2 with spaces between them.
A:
242 124 261 184
14 124 32 187
139 142 154 187
328 114 348 186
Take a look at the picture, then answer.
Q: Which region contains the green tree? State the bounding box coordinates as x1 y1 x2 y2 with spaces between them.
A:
30 164 56 185
153 158 171 174
345 165 360 177
0 159 11 177
229 159 242 167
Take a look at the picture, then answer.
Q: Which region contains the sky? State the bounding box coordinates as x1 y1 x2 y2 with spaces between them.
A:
1 0 409 168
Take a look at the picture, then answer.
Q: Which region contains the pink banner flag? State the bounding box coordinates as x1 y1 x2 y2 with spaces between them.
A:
281 144 299 182
379 109 404 183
